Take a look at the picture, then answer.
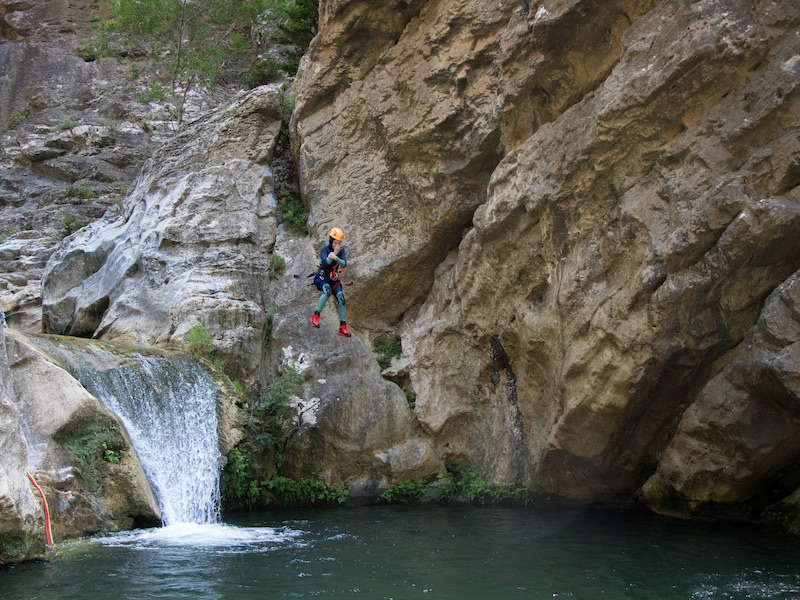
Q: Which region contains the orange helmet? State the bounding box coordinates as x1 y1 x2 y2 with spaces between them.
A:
329 227 344 241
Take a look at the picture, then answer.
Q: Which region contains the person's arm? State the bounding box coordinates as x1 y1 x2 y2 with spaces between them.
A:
327 247 346 267
327 254 346 267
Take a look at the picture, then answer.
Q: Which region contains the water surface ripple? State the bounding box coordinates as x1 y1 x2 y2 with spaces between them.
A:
3 506 800 599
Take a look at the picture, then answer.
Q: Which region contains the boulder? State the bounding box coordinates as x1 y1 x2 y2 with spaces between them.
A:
242 230 443 495
0 325 41 564
641 272 800 517
1 328 160 563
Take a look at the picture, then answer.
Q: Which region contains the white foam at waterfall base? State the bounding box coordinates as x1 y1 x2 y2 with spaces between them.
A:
94 522 304 551
74 352 223 526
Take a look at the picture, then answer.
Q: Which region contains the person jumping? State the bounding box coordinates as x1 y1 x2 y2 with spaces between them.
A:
309 227 351 337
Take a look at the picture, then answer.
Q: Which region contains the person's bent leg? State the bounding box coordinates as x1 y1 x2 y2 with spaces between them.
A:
335 290 346 322
334 289 350 337
315 284 332 313
310 284 332 327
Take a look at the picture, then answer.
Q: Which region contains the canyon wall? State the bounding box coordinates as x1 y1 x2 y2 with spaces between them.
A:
1 0 799 544
292 0 800 519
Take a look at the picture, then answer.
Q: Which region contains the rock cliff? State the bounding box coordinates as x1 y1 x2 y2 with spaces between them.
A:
293 0 800 521
2 0 800 545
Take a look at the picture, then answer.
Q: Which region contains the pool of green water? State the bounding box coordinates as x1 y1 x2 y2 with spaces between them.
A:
3 505 800 599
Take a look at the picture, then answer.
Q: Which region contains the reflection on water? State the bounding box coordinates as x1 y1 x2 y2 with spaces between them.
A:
3 505 800 600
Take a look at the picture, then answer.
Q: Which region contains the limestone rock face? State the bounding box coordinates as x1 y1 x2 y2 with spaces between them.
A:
41 86 284 389
0 0 225 332
295 0 800 511
293 0 659 326
641 273 800 515
249 231 443 494
270 302 442 493
0 325 41 563
1 328 160 563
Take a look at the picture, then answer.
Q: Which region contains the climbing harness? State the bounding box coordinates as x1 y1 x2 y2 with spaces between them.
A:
26 473 54 548
293 271 353 287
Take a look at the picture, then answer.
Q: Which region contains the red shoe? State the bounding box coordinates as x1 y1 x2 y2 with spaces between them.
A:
338 323 351 337
309 312 320 328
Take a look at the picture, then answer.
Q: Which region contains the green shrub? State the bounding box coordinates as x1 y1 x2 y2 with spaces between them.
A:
264 305 277 344
92 0 269 124
266 0 319 75
379 480 429 503
53 119 79 132
282 85 296 121
65 180 97 199
221 447 255 504
3 106 32 132
185 325 214 358
277 188 309 235
373 334 402 370
246 475 348 508
244 57 283 88
222 447 349 509
62 213 91 236
268 253 286 279
249 366 303 461
379 458 532 506
54 419 125 491
134 81 169 104
102 443 122 464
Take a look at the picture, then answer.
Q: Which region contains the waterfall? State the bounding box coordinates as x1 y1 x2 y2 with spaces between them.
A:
70 350 222 526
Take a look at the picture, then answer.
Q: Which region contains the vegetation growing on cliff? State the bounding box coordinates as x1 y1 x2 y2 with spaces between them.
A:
221 448 349 508
380 459 533 506
53 416 126 491
373 334 402 370
88 0 319 124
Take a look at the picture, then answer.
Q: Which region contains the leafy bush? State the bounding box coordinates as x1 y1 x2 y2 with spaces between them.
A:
268 253 286 278
249 475 348 507
62 213 91 236
250 366 303 457
93 0 270 124
222 448 349 508
266 0 319 74
379 480 429 503
221 447 255 503
277 188 309 235
2 106 32 132
134 81 169 104
373 334 402 370
185 325 214 357
244 57 283 88
264 305 277 344
65 180 97 199
53 119 79 132
379 458 533 506
54 419 125 491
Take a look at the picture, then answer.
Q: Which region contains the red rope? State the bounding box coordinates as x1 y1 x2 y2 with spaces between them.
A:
26 473 54 547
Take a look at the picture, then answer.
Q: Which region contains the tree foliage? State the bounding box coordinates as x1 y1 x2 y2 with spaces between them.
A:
93 0 267 124
91 0 319 123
